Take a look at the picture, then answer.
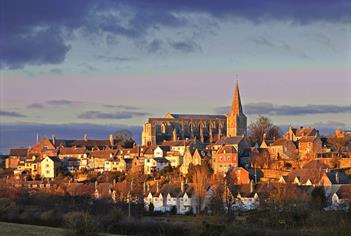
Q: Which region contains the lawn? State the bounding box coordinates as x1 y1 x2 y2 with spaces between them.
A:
0 222 120 236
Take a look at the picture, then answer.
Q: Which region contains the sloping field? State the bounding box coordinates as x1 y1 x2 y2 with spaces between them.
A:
0 222 119 236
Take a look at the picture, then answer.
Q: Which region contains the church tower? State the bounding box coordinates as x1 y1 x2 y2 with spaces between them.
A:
227 80 247 137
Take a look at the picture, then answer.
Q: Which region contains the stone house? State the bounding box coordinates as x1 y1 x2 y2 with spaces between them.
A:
298 136 322 159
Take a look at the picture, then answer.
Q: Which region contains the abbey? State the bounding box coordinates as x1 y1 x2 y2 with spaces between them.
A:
141 81 247 146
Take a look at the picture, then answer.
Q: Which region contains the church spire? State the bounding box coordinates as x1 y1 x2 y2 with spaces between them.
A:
227 80 247 137
230 80 243 115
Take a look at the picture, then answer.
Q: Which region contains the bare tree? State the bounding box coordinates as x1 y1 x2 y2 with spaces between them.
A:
248 116 281 145
192 165 210 214
328 135 350 157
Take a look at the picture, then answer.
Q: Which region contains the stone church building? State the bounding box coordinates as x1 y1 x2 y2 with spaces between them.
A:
142 81 247 146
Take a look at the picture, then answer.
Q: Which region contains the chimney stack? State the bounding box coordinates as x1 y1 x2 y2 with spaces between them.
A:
52 134 56 145
250 180 254 193
335 172 340 184
181 179 185 192
109 134 114 146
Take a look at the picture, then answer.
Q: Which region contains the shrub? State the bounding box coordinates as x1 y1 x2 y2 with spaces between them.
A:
103 207 125 232
63 211 99 236
0 198 16 220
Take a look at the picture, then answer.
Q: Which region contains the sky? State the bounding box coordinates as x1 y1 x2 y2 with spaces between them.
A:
0 1 350 152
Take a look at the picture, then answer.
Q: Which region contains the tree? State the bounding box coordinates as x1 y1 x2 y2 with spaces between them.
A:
248 116 281 146
192 165 211 214
327 135 350 156
148 202 154 213
63 211 98 236
113 130 136 148
311 187 326 210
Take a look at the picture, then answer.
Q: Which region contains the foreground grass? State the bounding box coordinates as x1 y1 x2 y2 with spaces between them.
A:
0 222 119 236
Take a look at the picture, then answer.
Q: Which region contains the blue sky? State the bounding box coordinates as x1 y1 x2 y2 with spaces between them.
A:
0 0 350 152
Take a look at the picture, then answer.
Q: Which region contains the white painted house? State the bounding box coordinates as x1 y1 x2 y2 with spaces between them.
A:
144 157 170 175
40 156 61 179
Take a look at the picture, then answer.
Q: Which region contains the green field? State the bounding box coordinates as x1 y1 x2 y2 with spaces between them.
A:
0 222 119 236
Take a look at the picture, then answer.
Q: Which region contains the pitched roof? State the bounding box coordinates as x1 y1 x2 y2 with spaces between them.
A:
164 114 226 120
302 159 329 170
153 157 170 163
217 145 237 154
48 156 61 162
95 183 113 198
271 138 289 146
9 148 28 156
215 136 244 145
53 139 110 148
336 185 351 199
145 145 160 154
59 147 86 155
326 172 350 185
88 149 117 159
299 136 319 143
157 146 171 152
291 127 317 137
161 140 192 147
160 184 182 197
286 168 326 185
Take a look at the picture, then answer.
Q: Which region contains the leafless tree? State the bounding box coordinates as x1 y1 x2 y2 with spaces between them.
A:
248 116 281 145
192 165 210 214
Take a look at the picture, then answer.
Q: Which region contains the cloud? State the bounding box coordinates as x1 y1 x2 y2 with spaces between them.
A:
103 104 139 110
0 110 26 117
2 1 349 68
96 55 137 62
47 100 76 106
50 68 63 75
0 27 71 69
138 39 164 54
168 39 202 53
27 103 45 109
77 111 149 120
215 103 351 116
249 36 309 59
78 63 97 72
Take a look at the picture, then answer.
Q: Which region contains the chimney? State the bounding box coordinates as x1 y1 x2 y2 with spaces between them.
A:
84 134 88 141
36 132 39 144
250 180 254 193
109 134 114 146
52 134 56 145
181 179 185 192
335 172 340 184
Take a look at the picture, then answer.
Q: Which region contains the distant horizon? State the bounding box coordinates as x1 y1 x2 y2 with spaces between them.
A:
0 120 348 155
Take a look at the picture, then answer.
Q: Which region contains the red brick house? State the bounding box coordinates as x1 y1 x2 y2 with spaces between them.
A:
212 145 238 174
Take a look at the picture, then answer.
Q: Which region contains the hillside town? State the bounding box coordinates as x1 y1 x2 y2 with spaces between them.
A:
0 81 350 217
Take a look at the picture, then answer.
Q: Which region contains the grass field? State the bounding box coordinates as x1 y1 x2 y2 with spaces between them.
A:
0 222 119 236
